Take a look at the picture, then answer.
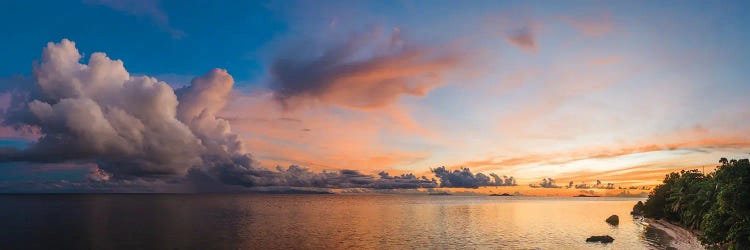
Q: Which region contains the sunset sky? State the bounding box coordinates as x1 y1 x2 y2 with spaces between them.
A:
1 1 749 191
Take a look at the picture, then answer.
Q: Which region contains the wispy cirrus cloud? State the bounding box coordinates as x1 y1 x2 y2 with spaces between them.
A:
563 12 613 37
450 129 750 185
505 25 538 52
84 0 185 38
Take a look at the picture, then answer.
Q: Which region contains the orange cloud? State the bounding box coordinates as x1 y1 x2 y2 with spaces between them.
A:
555 160 718 186
449 129 750 186
269 28 461 110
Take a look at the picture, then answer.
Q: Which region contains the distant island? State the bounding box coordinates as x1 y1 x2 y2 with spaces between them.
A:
632 158 750 249
255 189 334 195
429 192 452 195
573 194 600 197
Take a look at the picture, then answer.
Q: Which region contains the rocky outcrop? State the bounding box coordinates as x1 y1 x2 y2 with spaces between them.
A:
606 215 619 226
489 193 513 196
631 201 645 215
586 235 614 243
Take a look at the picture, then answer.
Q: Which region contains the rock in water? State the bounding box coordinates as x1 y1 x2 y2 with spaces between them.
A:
606 215 619 225
631 201 645 215
586 235 615 243
489 193 513 196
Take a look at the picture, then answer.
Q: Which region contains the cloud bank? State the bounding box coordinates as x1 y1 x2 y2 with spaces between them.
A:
431 166 517 188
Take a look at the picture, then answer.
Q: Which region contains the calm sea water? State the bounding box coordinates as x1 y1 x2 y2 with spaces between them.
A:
0 194 672 249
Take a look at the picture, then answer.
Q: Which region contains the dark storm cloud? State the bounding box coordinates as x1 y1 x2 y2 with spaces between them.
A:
529 178 560 188
203 164 437 189
431 166 516 189
373 171 437 189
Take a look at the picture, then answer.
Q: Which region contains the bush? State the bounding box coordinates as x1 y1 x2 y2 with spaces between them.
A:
632 201 645 215
638 158 750 249
700 158 750 249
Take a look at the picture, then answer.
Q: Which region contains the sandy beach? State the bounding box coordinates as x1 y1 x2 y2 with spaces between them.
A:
643 218 705 250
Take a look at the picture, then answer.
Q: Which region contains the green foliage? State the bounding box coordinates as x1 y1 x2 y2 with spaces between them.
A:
700 158 750 249
632 201 645 215
639 158 750 249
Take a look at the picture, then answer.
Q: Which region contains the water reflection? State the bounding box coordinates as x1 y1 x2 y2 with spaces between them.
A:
0 195 659 249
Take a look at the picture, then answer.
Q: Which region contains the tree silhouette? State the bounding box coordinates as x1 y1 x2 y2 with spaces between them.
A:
640 158 750 249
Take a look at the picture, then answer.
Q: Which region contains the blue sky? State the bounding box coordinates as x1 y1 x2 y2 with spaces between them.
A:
2 1 749 85
1 1 285 84
1 0 750 188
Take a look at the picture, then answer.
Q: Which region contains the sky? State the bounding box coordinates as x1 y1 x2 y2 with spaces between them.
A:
0 0 749 193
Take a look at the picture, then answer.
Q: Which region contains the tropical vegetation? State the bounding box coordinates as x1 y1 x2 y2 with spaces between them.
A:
634 158 750 249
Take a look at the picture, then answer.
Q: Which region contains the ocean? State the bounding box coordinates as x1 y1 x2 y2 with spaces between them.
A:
0 194 672 249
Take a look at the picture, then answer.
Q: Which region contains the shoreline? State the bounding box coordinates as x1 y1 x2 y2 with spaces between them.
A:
642 218 705 250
